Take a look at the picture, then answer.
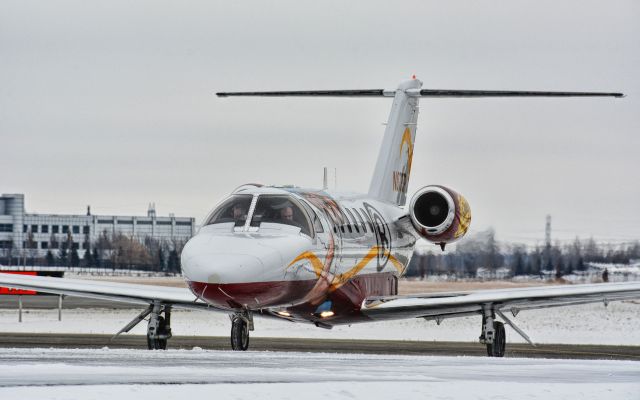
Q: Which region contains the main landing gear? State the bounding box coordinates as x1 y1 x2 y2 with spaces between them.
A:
147 303 172 350
479 307 505 357
230 311 253 351
478 306 535 357
112 301 172 350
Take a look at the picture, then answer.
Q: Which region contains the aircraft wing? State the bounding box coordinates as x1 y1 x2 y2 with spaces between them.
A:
362 281 640 322
0 272 211 311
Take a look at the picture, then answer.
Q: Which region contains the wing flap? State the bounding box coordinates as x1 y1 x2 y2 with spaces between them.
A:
362 282 640 321
0 272 211 310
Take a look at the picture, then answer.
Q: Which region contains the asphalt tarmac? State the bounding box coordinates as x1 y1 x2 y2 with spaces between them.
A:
0 332 638 360
2 295 639 361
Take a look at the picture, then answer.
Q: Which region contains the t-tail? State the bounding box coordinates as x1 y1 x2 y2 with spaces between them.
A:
217 79 622 206
368 79 421 206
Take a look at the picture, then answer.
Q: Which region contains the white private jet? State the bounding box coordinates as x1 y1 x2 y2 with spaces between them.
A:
1 78 637 357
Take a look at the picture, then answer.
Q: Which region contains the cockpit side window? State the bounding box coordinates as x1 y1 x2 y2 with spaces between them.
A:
250 195 312 236
204 195 253 227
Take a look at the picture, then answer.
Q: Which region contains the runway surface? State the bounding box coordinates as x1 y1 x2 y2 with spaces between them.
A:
0 347 638 400
1 332 639 360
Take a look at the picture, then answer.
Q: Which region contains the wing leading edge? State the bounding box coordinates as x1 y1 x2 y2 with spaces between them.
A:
362 281 640 322
0 272 211 311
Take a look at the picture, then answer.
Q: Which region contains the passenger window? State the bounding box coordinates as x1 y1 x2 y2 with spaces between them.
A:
353 208 367 233
205 195 253 227
250 195 312 236
344 208 356 234
361 208 375 232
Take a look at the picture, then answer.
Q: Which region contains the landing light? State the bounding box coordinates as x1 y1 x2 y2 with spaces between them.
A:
276 311 291 317
319 310 335 318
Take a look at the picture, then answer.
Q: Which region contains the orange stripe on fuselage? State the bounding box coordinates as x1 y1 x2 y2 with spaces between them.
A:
287 246 404 292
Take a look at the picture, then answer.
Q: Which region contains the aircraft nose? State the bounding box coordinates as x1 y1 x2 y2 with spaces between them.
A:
181 232 312 310
181 234 274 284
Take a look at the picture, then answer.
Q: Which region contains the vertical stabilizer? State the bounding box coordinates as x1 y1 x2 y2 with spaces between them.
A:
368 79 421 206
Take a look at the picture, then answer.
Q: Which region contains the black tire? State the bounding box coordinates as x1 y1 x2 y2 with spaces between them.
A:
147 316 168 350
486 321 506 357
230 317 250 351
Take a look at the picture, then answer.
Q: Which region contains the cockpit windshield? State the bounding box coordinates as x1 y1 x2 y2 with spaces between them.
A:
204 195 253 227
250 195 312 236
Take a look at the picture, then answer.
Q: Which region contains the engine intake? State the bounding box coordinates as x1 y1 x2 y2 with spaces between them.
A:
409 185 471 245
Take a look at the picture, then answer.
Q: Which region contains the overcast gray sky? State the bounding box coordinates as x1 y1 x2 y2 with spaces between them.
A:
1 0 638 246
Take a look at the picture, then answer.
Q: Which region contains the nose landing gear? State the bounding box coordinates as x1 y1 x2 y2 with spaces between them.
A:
230 311 253 351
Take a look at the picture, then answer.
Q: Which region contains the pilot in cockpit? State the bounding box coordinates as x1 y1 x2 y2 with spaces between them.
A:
279 205 294 222
275 203 302 229
232 203 247 224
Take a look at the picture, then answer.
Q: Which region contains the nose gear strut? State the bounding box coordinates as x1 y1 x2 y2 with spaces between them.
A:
230 310 253 351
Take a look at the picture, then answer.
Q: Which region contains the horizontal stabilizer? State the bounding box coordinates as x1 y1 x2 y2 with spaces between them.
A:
419 89 624 98
217 89 624 98
217 89 386 97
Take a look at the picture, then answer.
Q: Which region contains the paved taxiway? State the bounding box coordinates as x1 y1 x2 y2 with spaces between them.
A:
0 348 638 400
1 333 639 360
2 295 640 360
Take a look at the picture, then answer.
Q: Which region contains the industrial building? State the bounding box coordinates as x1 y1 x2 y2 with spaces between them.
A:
0 193 195 258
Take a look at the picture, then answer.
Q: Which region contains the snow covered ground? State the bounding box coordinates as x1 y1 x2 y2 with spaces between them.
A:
0 348 638 400
1 300 639 345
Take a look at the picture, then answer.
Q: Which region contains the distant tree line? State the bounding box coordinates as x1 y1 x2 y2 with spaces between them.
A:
0 230 185 273
406 229 640 279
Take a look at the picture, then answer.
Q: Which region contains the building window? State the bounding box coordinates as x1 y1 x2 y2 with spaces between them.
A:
51 240 59 248
52 225 59 234
118 220 133 225
62 225 69 234
156 221 172 226
72 226 80 234
72 242 79 250
83 226 90 234
31 224 38 233
23 225 27 232
41 242 48 249
82 242 89 249
175 221 192 226
98 219 112 224
137 220 152 225
41 225 49 233
0 224 12 232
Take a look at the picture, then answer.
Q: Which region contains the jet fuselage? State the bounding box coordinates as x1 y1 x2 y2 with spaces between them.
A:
181 185 417 326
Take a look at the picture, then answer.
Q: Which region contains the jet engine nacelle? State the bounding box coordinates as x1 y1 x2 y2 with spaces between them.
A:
409 185 471 247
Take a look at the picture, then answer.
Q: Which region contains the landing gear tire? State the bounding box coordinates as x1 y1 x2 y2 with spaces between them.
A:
147 316 168 350
231 316 250 351
486 321 506 357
